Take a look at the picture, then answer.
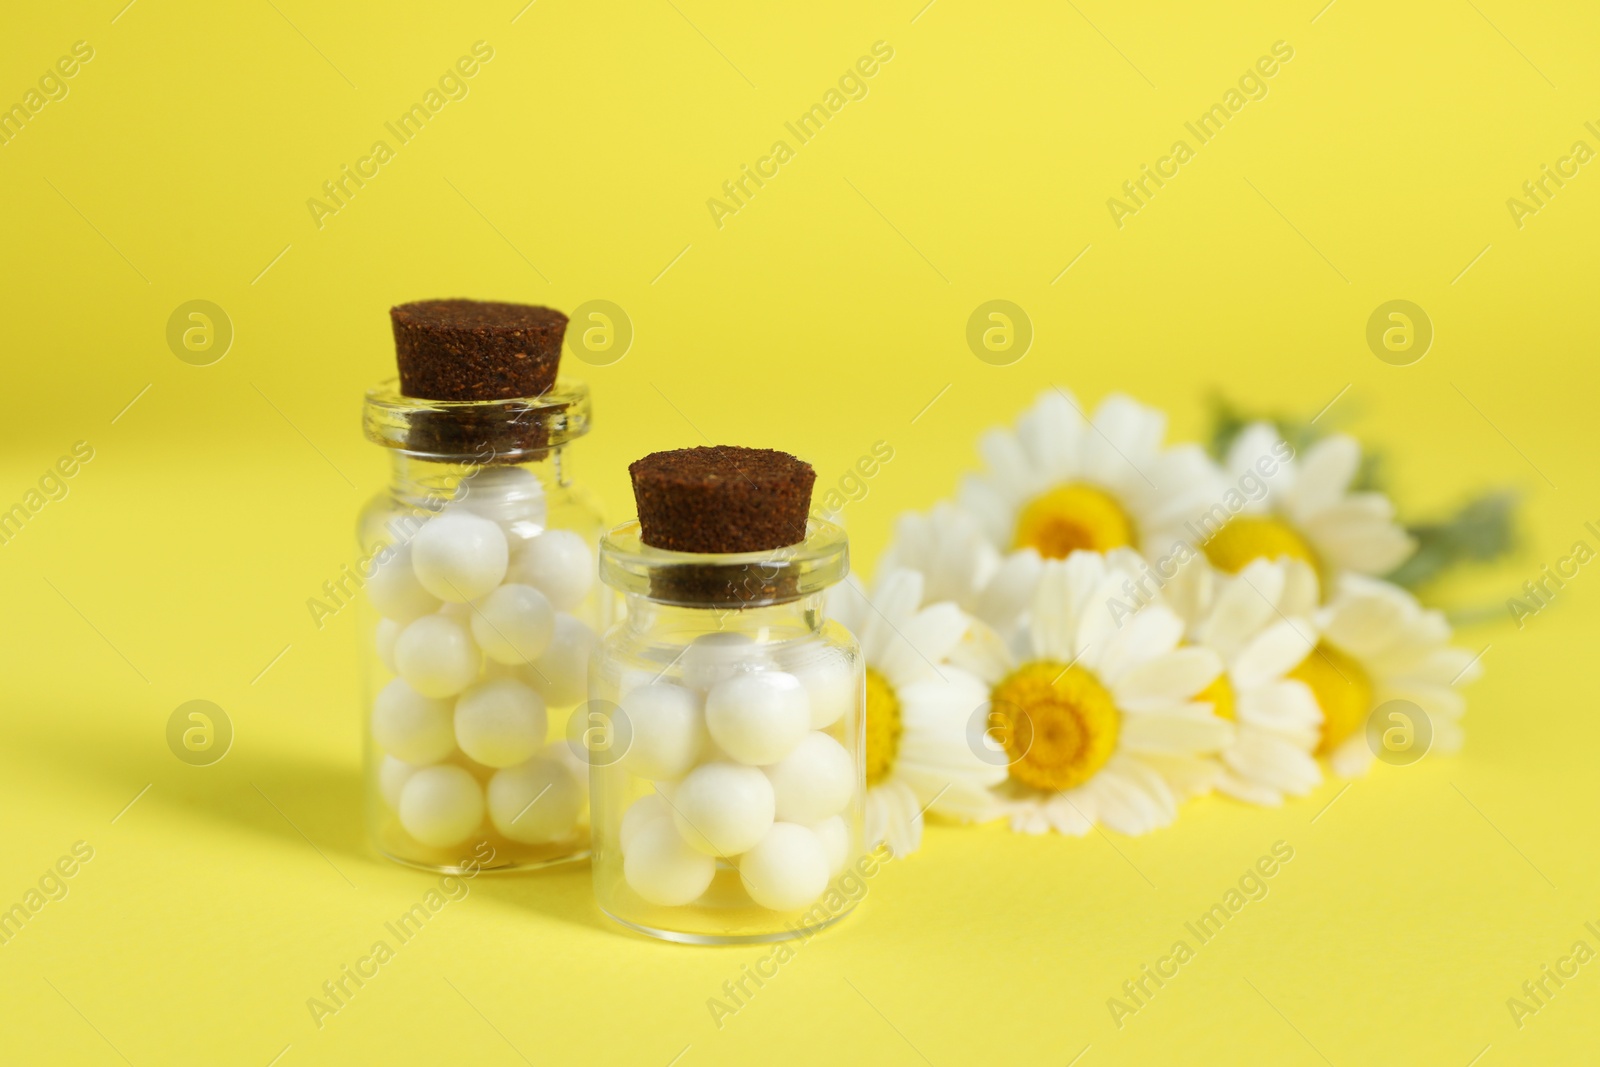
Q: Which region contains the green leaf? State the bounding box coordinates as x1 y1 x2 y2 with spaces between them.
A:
1208 394 1520 591
1205 394 1323 463
1387 490 1520 590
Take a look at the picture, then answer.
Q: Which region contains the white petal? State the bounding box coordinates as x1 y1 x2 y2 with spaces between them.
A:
1215 770 1284 806
870 780 923 857
1224 730 1322 795
977 427 1041 501
1322 578 1415 656
1160 555 1215 634
1280 560 1321 617
1328 734 1375 777
876 601 972 685
1316 521 1417 576
1284 434 1360 519
1225 423 1296 499
1135 753 1220 799
858 568 925 660
1015 389 1085 482
1232 617 1319 690
1096 604 1186 685
957 475 1018 549
1198 566 1279 659
1237 679 1322 735
1043 792 1095 836
1144 445 1229 527
948 618 1015 685
1087 763 1176 835
1120 709 1233 755
1114 647 1224 710
1083 395 1165 488
973 549 1043 631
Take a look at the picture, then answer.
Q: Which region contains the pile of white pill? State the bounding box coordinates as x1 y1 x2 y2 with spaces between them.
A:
617 633 858 912
367 468 598 853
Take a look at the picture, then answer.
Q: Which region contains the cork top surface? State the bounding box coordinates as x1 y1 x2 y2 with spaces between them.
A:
391 299 566 332
629 446 816 553
390 298 567 401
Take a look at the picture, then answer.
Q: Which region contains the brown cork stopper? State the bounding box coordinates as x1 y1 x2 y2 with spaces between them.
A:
630 447 815 553
391 299 567 401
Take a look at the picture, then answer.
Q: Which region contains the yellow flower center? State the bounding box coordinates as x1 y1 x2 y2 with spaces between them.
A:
1202 515 1319 575
989 661 1119 791
1286 643 1373 755
1013 482 1136 558
1195 670 1235 722
863 668 902 786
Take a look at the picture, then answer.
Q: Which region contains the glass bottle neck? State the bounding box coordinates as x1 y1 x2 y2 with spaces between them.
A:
385 449 571 511
621 593 829 641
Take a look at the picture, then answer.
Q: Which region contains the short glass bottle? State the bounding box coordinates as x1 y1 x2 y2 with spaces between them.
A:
589 520 865 943
358 380 611 872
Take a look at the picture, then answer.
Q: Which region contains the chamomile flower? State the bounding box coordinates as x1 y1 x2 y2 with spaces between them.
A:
827 568 1005 856
877 502 1043 633
1182 558 1324 805
960 550 1232 836
1290 574 1481 776
1206 423 1415 583
958 390 1223 569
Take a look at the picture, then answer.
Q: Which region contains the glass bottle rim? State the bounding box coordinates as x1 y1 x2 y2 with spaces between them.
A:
599 519 848 608
362 377 591 461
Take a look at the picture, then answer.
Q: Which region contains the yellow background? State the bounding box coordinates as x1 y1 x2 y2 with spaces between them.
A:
2 0 1597 1063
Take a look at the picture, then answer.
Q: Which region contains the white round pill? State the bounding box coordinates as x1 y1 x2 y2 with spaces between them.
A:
739 823 830 912
366 541 441 621
811 815 849 877
788 647 856 729
765 732 854 823
372 679 456 764
411 510 509 602
398 764 484 848
379 755 421 809
375 618 402 673
394 614 481 698
453 466 547 543
681 632 770 691
624 817 716 907
619 683 705 781
509 529 594 611
672 762 775 857
526 613 597 707
705 672 811 766
470 583 555 665
544 736 591 789
620 793 671 854
454 677 548 768
487 754 583 843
